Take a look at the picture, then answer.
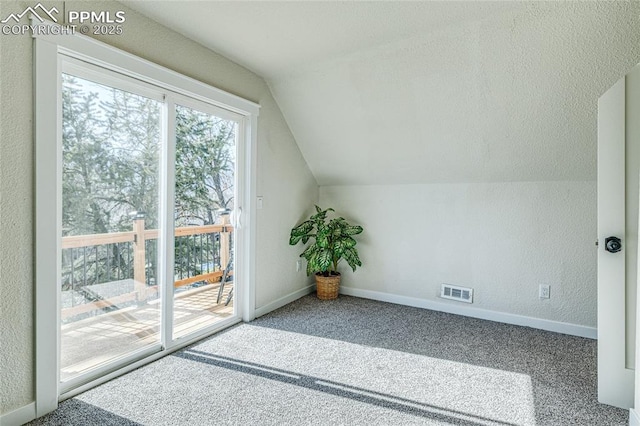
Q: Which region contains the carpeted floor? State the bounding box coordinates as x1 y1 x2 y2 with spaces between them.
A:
29 295 628 425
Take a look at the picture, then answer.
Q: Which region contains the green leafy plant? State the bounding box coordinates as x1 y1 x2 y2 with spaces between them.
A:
289 206 363 276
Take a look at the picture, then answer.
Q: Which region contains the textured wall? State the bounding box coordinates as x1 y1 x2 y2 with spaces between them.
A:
0 0 317 415
0 0 36 416
320 181 597 327
269 2 640 186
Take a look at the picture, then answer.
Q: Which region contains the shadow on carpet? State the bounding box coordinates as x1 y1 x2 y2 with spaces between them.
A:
28 295 628 426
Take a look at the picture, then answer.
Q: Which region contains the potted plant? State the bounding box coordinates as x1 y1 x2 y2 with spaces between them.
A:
289 206 363 300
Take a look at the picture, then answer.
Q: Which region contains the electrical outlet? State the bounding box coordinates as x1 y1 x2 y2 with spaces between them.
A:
539 284 550 299
296 259 302 272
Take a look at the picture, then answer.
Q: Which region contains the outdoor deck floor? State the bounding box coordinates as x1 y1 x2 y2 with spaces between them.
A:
60 283 233 382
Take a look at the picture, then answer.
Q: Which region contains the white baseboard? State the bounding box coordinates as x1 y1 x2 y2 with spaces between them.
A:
0 402 36 426
339 287 597 339
631 408 640 426
254 284 315 318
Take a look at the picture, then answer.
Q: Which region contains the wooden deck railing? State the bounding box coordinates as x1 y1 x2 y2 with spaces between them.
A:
61 214 233 320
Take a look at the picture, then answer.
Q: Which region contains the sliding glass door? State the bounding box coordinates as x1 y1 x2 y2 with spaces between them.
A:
60 70 163 384
172 102 240 341
58 59 243 390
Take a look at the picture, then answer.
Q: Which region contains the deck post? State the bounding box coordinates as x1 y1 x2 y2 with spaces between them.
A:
219 211 231 271
132 212 146 302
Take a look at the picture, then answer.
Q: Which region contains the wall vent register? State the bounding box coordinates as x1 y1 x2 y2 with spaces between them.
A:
440 284 473 303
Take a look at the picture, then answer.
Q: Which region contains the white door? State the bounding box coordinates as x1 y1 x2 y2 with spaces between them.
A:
597 65 640 409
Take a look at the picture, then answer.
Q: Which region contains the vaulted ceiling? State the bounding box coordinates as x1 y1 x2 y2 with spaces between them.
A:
123 1 640 186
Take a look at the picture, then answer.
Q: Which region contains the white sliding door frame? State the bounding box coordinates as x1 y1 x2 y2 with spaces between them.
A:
34 21 259 417
161 96 176 349
34 35 62 417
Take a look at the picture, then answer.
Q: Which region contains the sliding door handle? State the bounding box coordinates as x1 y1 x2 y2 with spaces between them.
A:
235 207 243 229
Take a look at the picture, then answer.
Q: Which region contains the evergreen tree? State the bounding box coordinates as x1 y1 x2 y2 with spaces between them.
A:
61 74 236 289
175 104 236 227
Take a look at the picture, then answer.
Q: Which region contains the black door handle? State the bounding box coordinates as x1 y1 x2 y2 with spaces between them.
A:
605 236 622 253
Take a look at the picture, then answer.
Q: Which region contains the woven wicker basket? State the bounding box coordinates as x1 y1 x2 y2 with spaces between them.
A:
315 274 341 300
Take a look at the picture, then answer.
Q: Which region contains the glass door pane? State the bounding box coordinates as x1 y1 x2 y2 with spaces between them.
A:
60 73 162 382
172 103 238 340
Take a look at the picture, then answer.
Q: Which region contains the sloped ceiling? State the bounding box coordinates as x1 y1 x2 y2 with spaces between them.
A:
123 1 640 185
